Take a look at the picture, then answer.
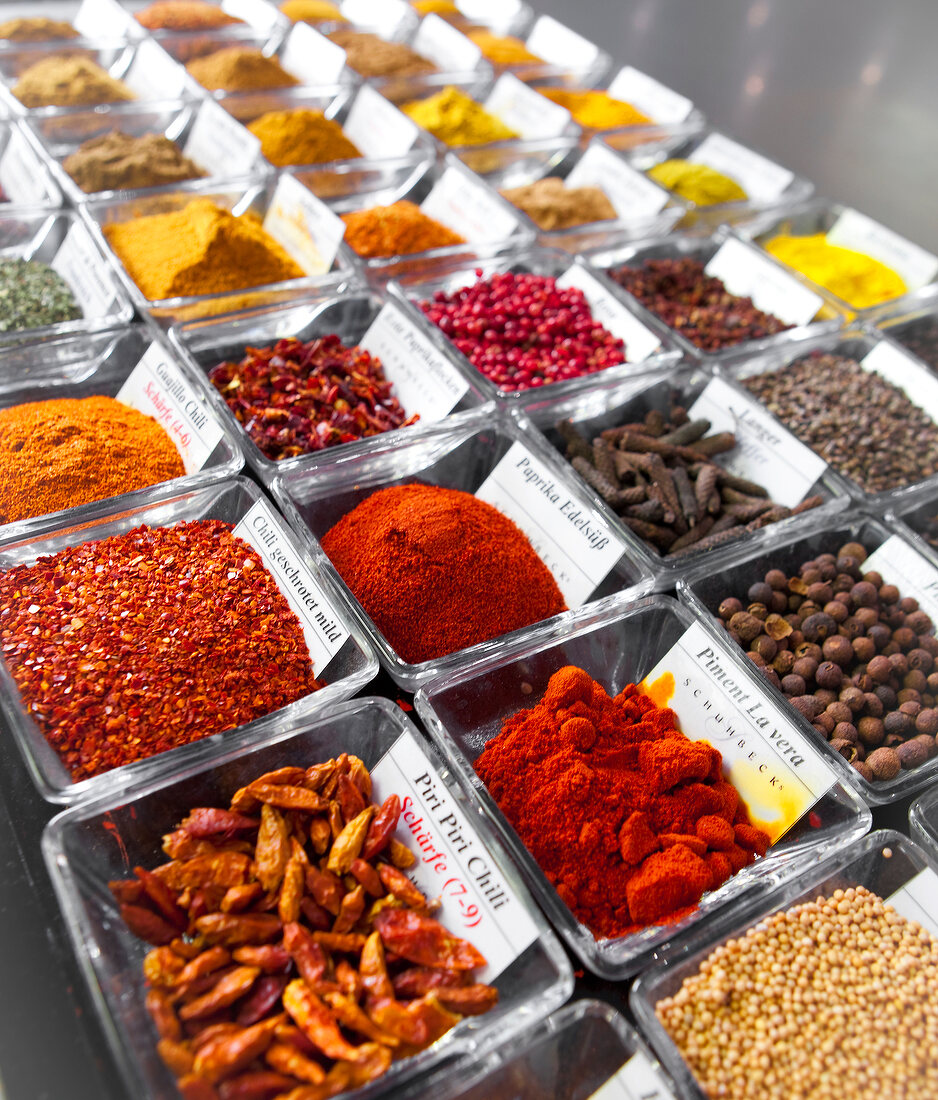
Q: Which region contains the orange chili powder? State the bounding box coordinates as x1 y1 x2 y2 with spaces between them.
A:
341 200 465 258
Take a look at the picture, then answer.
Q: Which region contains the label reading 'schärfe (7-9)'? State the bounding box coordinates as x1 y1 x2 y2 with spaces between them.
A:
116 343 224 475
555 264 662 363
860 534 938 629
370 729 538 982
688 133 793 204
475 441 627 607
641 621 837 844
233 499 349 676
587 1051 677 1100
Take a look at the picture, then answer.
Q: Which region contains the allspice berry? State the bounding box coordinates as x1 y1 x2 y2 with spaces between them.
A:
916 708 938 735
897 739 929 769
865 745 901 781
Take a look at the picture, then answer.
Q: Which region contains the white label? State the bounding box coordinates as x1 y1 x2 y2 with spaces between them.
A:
371 729 538 982
221 0 284 33
233 499 348 676
343 85 419 159
341 0 412 37
887 867 938 938
184 98 262 176
588 1052 677 1100
556 265 661 363
359 302 469 422
704 236 824 326
116 343 223 475
282 22 347 84
0 131 48 205
566 141 670 221
525 15 599 70
74 0 139 38
827 208 938 294
263 173 345 275
860 340 938 421
475 441 626 606
607 65 694 125
689 133 793 204
124 39 187 101
52 222 117 318
412 13 482 72
642 622 837 844
688 377 827 508
420 164 521 244
457 0 523 35
483 73 570 141
861 535 938 629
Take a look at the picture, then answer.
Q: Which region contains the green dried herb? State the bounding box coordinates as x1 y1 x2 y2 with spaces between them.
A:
0 257 82 332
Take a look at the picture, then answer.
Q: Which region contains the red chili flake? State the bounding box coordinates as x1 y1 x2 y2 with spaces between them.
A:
808 811 822 829
0 520 323 782
418 270 626 392
208 334 418 461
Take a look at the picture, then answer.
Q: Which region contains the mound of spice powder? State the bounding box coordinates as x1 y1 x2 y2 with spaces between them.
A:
208 334 417 459
474 666 770 938
327 29 437 79
321 484 566 664
247 108 361 167
13 56 135 109
466 30 542 65
538 87 651 130
419 270 626 391
402 86 518 146
64 131 206 194
281 0 346 21
187 47 299 92
0 257 81 332
136 0 244 30
500 177 617 231
0 521 322 781
648 159 746 206
0 17 78 41
342 201 466 258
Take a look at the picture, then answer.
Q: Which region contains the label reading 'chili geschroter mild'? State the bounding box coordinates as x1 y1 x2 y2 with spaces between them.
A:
52 222 118 317
886 867 938 938
642 621 837 844
371 729 538 982
555 264 662 362
587 1051 677 1100
475 441 626 606
233 499 349 676
858 534 938 628
704 235 824 327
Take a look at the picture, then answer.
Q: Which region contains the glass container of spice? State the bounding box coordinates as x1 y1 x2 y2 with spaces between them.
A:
631 830 938 1100
271 404 654 691
0 475 378 804
151 13 289 65
470 13 610 89
157 25 293 79
42 695 573 1100
910 785 938 860
0 119 62 210
870 282 938 373
411 0 534 39
414 592 870 978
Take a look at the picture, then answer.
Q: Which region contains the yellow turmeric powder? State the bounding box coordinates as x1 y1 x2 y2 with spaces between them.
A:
248 109 361 167
402 86 518 146
648 159 747 206
763 233 907 310
466 30 542 66
412 0 461 14
103 198 304 301
280 0 345 21
539 87 651 130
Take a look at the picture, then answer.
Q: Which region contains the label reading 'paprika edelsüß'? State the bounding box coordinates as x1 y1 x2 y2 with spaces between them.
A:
233 499 349 676
886 867 938 938
858 535 938 628
641 621 837 844
555 264 662 362
475 440 626 606
371 729 538 982
586 1051 677 1100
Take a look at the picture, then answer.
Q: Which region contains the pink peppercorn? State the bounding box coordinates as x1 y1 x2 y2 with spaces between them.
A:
418 270 626 392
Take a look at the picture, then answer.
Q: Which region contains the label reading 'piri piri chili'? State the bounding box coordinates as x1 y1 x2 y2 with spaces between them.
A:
555 264 662 362
641 621 837 844
860 535 938 627
887 867 938 937
233 499 349 676
607 65 694 125
587 1050 677 1100
371 729 538 982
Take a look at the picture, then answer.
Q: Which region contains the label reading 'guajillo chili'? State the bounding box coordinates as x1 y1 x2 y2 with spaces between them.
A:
233 499 349 676
587 1050 677 1100
371 729 538 982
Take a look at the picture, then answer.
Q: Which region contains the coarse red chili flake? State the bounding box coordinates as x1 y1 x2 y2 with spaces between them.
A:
0 520 323 782
418 270 626 392
208 334 418 461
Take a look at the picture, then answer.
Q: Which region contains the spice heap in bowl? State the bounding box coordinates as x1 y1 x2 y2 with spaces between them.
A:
647 159 746 207
0 17 79 41
342 201 466 259
136 0 245 30
248 109 362 167
0 257 81 332
12 55 135 109
402 87 518 147
328 30 438 80
187 48 300 93
64 131 206 194
500 177 617 233
538 87 651 131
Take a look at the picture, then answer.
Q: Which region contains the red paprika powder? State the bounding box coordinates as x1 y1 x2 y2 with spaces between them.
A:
474 666 771 939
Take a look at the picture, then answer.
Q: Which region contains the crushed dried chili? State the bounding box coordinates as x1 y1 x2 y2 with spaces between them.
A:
0 521 322 782
208 335 417 460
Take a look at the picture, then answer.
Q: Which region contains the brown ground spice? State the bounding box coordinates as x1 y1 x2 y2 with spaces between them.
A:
135 1 244 30
187 47 299 92
64 131 206 194
328 30 437 78
0 18 78 42
13 56 135 109
500 176 617 231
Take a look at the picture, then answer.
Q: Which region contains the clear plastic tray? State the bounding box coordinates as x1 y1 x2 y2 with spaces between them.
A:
270 404 655 691
0 323 245 542
523 362 852 590
0 475 378 804
414 593 870 978
869 280 938 367
0 119 62 209
0 207 133 345
168 287 486 484
631 829 938 1100
42 695 573 1100
910 786 938 860
386 243 680 409
677 509 938 806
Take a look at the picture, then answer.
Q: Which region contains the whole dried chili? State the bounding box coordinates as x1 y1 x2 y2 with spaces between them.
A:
474 666 771 938
208 334 417 461
0 521 322 781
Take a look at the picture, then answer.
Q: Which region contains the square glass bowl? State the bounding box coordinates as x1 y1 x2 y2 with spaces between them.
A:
870 281 938 372
910 786 938 860
0 323 244 542
630 830 938 1100
0 119 62 209
153 19 288 65
0 207 133 345
270 404 654 691
522 364 851 590
42 696 573 1100
168 287 486 484
386 244 679 409
414 593 870 978
0 475 378 804
677 510 938 806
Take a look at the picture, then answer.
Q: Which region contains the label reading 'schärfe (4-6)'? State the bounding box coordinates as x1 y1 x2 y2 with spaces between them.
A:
687 133 793 204
116 343 224 475
587 1051 677 1100
51 222 118 317
859 534 938 629
641 621 837 844
826 208 938 294
555 264 662 363
233 499 349 676
687 375 828 508
475 441 627 607
370 729 538 982
887 867 938 938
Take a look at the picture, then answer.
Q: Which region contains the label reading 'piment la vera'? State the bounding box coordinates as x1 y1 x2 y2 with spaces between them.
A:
370 729 538 982
826 208 938 294
587 1051 677 1100
484 73 571 140
704 236 824 327
860 534 938 629
183 98 262 177
555 264 662 362
525 14 600 69
475 441 626 607
233 499 348 677
607 65 694 125
342 84 420 160
641 621 837 845
688 133 793 204
887 867 938 938
51 222 118 317
263 172 346 277
420 164 521 244
565 140 671 221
